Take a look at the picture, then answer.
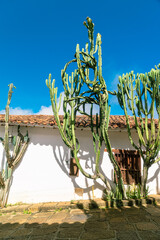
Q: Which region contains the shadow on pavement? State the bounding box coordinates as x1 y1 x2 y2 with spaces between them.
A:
0 204 160 240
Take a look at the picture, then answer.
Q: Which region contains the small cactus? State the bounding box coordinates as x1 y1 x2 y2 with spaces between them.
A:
0 84 29 207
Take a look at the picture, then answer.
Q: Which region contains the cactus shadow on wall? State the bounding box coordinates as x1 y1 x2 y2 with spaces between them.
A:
51 130 112 200
25 126 114 200
147 162 160 194
0 149 6 175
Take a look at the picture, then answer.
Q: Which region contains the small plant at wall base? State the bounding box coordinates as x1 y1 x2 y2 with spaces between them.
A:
103 185 123 201
0 84 29 207
112 65 160 197
126 184 149 200
46 17 125 198
126 184 141 200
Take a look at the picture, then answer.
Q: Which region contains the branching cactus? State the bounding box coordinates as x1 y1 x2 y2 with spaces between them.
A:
115 65 160 197
0 84 29 207
46 17 125 198
75 17 124 197
46 71 100 180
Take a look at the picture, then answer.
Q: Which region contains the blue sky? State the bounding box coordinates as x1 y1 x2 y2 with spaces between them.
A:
0 0 160 115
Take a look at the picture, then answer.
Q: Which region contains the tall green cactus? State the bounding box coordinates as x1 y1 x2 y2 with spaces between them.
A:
115 65 160 197
46 17 125 198
0 84 29 207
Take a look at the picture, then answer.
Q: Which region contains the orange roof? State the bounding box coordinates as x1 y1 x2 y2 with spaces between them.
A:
0 114 158 129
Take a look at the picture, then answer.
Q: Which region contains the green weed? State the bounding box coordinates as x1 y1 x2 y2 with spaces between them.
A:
23 210 32 214
54 208 63 213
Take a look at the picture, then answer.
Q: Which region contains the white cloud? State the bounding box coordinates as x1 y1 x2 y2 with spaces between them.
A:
36 92 99 115
0 107 33 115
36 92 65 115
36 105 53 115
36 103 99 116
0 92 99 116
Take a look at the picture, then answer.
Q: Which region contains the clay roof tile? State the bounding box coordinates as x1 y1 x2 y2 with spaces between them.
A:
0 114 158 129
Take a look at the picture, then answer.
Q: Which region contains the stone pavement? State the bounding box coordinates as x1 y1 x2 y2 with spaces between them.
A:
0 203 160 240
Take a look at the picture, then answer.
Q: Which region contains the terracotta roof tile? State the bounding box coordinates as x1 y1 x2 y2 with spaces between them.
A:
0 114 158 129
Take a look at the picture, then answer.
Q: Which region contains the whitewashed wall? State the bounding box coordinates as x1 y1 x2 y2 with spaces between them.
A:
0 125 160 204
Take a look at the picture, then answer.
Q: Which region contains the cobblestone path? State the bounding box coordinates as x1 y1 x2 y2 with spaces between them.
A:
0 205 160 240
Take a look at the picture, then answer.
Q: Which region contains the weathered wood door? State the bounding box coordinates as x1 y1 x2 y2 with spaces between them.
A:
113 149 141 184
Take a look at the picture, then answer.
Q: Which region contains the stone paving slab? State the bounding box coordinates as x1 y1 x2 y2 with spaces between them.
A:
144 205 160 216
0 204 160 240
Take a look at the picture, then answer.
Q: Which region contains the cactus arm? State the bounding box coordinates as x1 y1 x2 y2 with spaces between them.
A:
46 76 72 148
118 77 140 151
89 103 113 189
98 95 124 196
57 92 62 112
46 75 72 143
51 102 72 148
103 126 124 196
90 106 103 175
90 104 98 153
0 172 5 188
70 93 97 180
97 33 102 83
76 44 87 84
130 75 146 149
103 127 119 172
128 74 143 148
144 81 149 142
12 135 21 160
85 43 90 83
69 70 99 179
12 141 28 168
4 84 16 163
62 72 70 96
135 98 145 137
4 161 8 180
106 105 110 130
137 78 145 115
73 102 112 188
11 129 29 168
150 90 156 144
83 17 94 56
62 59 77 77
95 138 102 175
1 174 12 207
68 95 98 105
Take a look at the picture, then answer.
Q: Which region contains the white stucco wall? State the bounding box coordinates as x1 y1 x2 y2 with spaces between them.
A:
0 125 160 204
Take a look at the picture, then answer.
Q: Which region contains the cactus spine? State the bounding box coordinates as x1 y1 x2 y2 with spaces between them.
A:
115 65 160 197
0 84 29 207
46 17 125 198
